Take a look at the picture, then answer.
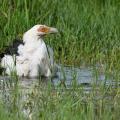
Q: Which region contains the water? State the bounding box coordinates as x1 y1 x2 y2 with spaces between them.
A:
0 65 119 90
0 65 119 119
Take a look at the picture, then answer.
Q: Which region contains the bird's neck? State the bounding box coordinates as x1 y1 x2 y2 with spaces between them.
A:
23 33 44 44
23 33 46 54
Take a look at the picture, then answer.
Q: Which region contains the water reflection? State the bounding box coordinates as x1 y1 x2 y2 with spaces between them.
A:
0 65 120 90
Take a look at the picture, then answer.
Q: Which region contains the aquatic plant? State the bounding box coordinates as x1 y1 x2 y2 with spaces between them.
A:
0 0 120 119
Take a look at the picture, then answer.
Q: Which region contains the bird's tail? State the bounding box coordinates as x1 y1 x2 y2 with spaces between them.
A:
1 55 16 75
0 53 4 75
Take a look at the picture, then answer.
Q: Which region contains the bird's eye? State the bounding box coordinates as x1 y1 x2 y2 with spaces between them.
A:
37 27 49 33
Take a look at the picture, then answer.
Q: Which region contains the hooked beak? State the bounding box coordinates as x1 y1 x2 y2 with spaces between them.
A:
37 26 58 36
49 27 58 34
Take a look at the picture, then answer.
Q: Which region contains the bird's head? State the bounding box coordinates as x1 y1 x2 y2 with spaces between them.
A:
23 25 58 42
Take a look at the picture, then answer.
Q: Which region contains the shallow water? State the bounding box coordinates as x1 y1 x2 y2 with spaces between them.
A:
0 65 119 90
0 65 119 119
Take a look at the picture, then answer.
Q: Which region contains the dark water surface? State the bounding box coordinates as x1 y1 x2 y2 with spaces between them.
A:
0 65 119 90
0 65 119 119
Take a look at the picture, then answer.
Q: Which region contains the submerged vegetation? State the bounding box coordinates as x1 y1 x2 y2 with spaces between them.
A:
0 0 120 119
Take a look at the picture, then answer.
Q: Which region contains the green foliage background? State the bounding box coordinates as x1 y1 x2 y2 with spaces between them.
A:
0 1 120 120
0 0 120 67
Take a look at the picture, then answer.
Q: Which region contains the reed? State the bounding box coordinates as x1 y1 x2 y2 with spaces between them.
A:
0 0 120 119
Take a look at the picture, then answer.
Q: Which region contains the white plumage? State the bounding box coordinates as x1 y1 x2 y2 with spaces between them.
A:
1 25 58 77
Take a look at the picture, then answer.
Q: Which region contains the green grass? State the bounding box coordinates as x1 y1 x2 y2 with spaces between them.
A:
0 0 120 66
0 78 120 120
0 0 120 119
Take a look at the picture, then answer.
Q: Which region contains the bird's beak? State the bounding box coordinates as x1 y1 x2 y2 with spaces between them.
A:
49 27 58 34
37 26 58 35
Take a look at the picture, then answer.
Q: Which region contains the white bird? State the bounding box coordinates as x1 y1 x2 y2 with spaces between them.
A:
1 25 58 78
